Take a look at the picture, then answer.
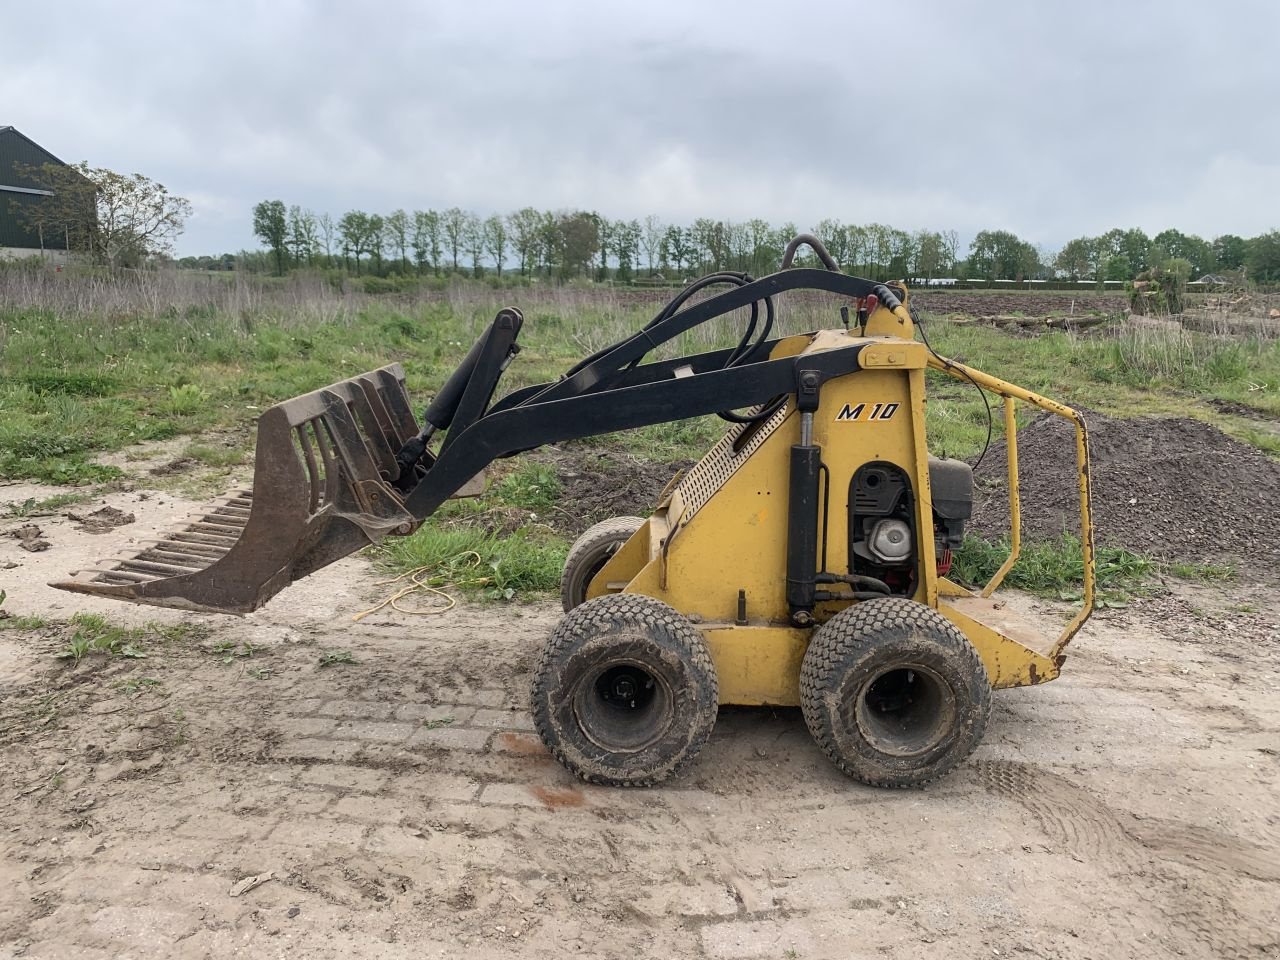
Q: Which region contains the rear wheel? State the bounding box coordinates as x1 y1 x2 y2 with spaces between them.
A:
560 516 645 612
531 594 718 786
800 598 990 788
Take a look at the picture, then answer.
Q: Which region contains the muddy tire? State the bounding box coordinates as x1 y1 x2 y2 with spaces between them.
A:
531 593 718 787
799 598 990 788
560 516 646 612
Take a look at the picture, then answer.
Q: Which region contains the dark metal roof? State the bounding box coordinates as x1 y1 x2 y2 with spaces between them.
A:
0 127 77 250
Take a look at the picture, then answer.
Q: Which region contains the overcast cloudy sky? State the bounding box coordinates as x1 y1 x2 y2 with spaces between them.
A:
5 0 1277 256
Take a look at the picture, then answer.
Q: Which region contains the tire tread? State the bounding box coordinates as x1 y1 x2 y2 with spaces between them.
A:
531 593 718 787
799 598 990 789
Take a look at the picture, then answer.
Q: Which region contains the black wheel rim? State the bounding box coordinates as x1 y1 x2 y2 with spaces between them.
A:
571 542 624 606
572 659 673 753
851 664 955 758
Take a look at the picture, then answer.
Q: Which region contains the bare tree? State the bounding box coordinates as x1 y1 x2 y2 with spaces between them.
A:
641 215 664 276
594 213 613 280
411 210 440 275
483 215 508 277
442 207 467 273
317 212 336 265
385 209 410 273
463 213 485 277
368 214 386 274
287 205 318 266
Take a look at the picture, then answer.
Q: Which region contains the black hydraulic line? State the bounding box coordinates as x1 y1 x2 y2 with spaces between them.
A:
526 269 892 406
780 233 841 271
617 269 780 424
489 337 793 417
403 342 866 519
914 303 994 471
816 572 891 594
814 590 890 602
562 271 764 380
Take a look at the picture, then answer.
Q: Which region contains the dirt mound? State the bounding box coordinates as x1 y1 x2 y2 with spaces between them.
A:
541 446 693 537
969 410 1280 569
149 456 199 476
67 505 136 534
7 523 49 552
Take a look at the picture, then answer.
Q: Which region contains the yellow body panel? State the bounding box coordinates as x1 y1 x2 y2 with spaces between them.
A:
938 599 1060 687
702 625 809 706
586 317 1093 706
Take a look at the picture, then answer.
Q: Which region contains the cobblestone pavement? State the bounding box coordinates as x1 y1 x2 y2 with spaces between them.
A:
1 575 1277 959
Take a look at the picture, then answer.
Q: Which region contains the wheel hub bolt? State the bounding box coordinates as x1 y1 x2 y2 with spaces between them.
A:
613 676 637 700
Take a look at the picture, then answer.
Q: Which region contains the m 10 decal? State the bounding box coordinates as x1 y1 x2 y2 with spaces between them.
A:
835 401 900 422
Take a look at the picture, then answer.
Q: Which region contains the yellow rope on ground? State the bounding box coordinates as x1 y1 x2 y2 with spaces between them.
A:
352 550 492 622
352 564 458 622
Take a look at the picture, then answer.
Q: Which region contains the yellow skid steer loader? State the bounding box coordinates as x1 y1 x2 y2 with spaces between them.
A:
55 236 1095 789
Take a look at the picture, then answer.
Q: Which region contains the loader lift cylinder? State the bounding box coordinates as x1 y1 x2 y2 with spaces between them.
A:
786 437 822 625
787 370 824 625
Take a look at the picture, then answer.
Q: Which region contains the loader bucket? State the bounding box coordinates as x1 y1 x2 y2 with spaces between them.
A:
52 363 480 615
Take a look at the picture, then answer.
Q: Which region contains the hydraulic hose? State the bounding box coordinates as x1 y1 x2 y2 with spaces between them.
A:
780 233 841 271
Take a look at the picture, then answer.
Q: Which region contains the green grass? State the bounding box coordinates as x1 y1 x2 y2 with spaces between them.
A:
2 491 94 517
0 590 49 630
55 613 148 663
1233 426 1280 457
180 442 247 468
0 614 49 631
208 639 258 663
6 611 209 661
952 533 1240 604
604 417 725 461
116 676 163 697
952 534 1158 602
377 523 567 600
4 278 1277 485
1164 561 1236 582
920 315 1280 459
493 462 562 513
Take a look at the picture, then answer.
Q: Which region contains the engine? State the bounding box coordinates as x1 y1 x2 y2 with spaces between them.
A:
847 457 973 595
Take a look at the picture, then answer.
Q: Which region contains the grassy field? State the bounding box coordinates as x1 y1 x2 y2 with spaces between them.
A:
2 268 1277 599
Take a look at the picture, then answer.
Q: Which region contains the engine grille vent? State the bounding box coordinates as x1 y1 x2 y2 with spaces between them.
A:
674 403 791 519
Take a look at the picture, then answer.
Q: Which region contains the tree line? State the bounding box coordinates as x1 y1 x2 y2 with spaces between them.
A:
249 202 967 281
246 201 1280 286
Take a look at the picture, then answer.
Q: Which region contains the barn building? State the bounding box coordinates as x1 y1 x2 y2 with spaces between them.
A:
0 126 88 262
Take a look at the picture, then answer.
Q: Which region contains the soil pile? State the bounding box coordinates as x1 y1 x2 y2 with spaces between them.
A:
7 523 49 552
969 410 1280 569
67 505 136 534
913 291 1123 317
544 446 693 537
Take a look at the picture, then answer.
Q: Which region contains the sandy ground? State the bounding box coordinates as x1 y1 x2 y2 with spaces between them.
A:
1 481 1278 960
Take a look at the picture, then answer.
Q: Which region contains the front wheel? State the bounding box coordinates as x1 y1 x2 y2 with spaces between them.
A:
560 516 645 612
531 594 718 787
799 598 991 788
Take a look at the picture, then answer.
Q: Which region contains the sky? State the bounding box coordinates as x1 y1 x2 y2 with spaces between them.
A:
4 0 1278 257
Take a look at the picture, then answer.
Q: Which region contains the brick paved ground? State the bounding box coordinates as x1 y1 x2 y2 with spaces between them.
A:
1 585 1277 959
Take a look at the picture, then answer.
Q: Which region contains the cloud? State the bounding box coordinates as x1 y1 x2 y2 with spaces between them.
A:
3 0 1276 255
